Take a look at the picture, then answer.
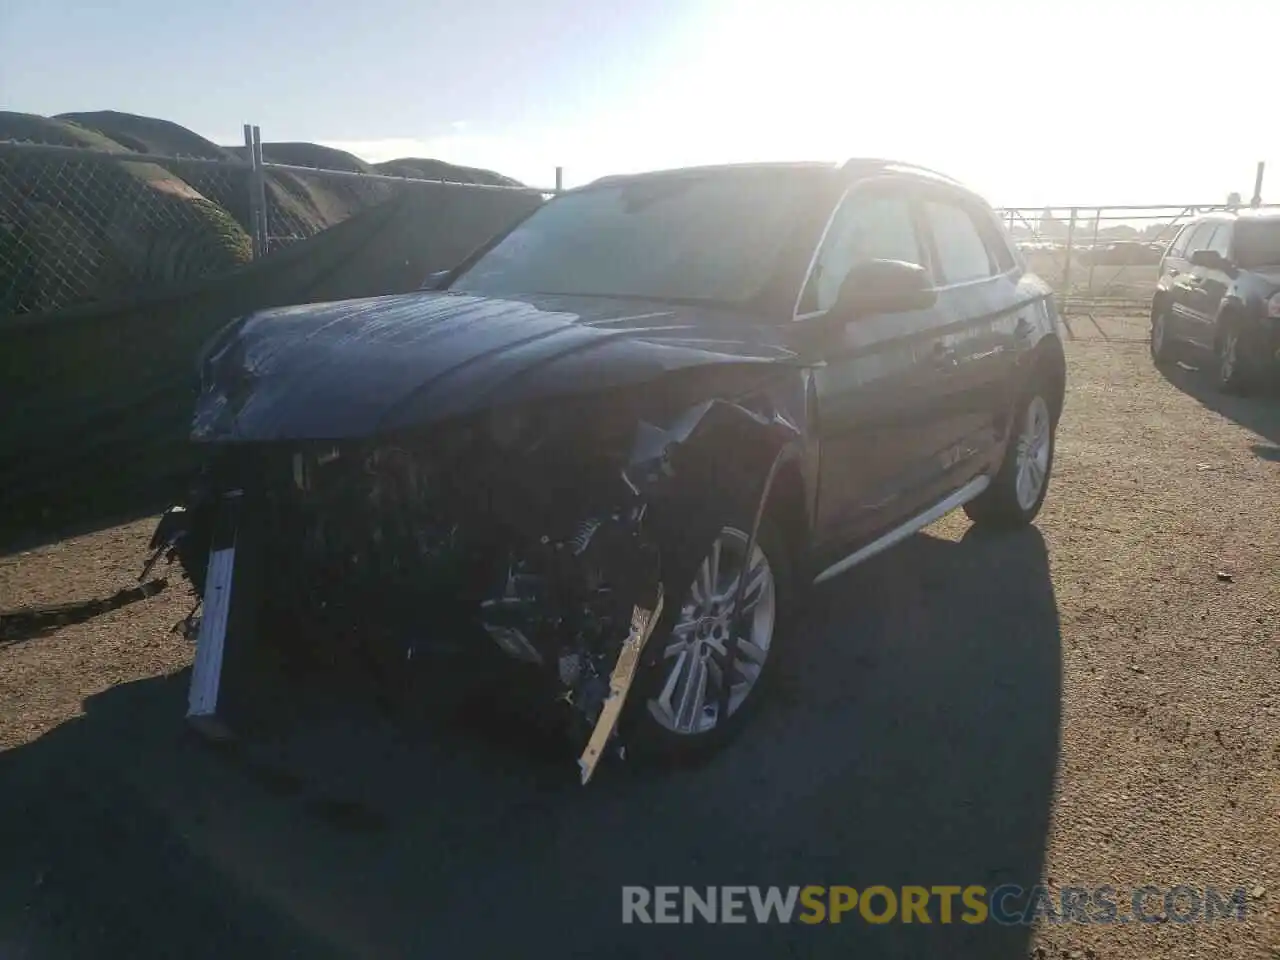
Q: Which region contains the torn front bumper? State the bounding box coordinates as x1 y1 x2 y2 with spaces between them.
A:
185 492 241 738
167 482 665 783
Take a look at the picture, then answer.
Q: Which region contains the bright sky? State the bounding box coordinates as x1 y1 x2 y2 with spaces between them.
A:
1 0 1275 206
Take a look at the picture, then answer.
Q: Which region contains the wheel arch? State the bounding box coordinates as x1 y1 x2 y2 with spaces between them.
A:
760 450 811 567
1027 332 1067 424
1152 289 1173 320
1215 295 1250 344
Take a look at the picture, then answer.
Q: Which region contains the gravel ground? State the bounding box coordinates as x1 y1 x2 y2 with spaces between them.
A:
1 336 1276 960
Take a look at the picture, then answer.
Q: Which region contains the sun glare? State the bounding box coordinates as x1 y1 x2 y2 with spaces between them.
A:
326 0 1275 204
569 0 1278 205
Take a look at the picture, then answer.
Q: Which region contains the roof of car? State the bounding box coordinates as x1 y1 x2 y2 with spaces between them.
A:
585 161 838 186
838 157 966 187
585 158 968 190
1192 208 1280 224
1232 207 1280 223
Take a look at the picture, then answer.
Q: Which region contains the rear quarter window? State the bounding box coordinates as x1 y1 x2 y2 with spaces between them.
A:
974 210 1017 273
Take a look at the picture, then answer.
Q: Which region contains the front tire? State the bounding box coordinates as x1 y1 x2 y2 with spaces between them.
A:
628 514 791 759
965 389 1056 529
1150 307 1177 366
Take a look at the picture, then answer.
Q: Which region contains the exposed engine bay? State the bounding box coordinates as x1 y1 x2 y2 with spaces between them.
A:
152 385 802 783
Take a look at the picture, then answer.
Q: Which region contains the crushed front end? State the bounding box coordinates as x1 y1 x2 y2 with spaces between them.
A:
152 379 799 782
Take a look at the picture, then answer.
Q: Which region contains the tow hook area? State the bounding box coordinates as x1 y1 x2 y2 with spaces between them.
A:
577 586 664 785
139 505 189 582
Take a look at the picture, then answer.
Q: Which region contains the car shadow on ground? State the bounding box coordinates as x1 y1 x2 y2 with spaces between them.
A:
0 488 174 555
1158 359 1280 450
0 524 1062 960
0 495 170 559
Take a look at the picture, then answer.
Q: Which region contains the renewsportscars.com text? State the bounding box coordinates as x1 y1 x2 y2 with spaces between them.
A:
621 885 1251 925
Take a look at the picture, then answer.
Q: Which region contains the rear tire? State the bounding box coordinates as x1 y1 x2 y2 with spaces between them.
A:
1214 320 1254 395
964 387 1056 529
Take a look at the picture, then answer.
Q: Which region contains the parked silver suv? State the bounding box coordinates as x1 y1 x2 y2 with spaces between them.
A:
1152 211 1280 392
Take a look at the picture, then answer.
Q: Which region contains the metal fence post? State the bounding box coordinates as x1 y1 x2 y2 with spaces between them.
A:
251 125 268 255
1086 207 1101 298
1252 161 1265 208
243 125 262 259
1061 207 1078 301
555 166 564 194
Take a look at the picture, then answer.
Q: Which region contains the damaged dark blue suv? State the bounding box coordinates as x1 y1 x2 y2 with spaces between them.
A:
153 159 1065 782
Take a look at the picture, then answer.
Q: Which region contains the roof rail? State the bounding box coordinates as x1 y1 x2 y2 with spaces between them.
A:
588 160 837 187
839 157 963 185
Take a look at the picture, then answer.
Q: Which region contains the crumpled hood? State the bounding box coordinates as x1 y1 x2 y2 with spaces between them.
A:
193 291 799 441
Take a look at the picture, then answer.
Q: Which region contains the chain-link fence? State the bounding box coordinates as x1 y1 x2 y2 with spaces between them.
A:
255 161 546 252
995 203 1280 317
0 142 254 315
0 130 552 318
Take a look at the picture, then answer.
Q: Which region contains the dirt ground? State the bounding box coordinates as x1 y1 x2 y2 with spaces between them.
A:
1 332 1277 959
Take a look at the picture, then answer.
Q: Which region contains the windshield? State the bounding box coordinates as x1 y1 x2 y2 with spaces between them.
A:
1233 220 1280 269
449 170 825 305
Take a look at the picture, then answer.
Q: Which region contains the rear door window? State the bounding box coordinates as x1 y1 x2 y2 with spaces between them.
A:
973 210 1017 273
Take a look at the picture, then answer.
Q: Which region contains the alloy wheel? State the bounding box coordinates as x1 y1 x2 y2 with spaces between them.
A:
647 526 776 735
1219 330 1240 384
1014 395 1052 512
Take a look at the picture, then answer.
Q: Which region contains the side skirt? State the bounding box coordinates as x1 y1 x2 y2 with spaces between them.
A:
811 475 990 586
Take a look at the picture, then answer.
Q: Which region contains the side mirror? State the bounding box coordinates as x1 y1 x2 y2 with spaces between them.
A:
830 259 937 322
1189 248 1233 272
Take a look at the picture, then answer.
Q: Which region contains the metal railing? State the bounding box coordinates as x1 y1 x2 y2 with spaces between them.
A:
994 201 1280 316
0 123 555 316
